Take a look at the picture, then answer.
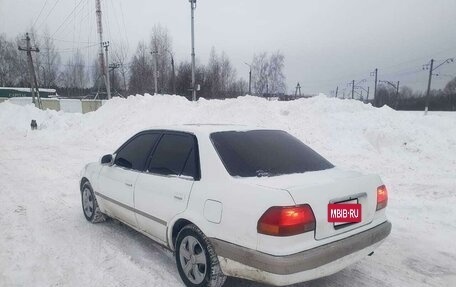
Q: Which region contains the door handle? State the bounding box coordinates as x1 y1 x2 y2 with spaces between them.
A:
125 182 133 187
174 194 184 200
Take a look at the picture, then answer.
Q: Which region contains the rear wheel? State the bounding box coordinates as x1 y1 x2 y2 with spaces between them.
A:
176 224 226 287
81 181 105 223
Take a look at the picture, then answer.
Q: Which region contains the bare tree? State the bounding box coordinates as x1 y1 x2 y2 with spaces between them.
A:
59 51 87 89
228 78 248 98
91 58 102 91
251 52 269 96
268 51 286 95
175 61 192 98
219 51 237 97
251 51 286 97
203 48 237 98
444 77 456 110
113 42 129 94
400 86 414 99
150 24 173 94
39 29 60 88
444 77 456 95
175 60 206 100
128 41 153 95
205 48 222 98
0 34 22 86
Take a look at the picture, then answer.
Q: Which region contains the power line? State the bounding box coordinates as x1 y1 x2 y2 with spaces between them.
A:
298 48 456 92
51 0 85 38
87 0 95 77
32 0 50 29
74 0 90 61
37 0 62 31
118 0 130 51
54 43 98 52
104 0 113 44
299 52 455 95
381 68 423 79
379 45 456 71
35 33 96 44
110 0 127 48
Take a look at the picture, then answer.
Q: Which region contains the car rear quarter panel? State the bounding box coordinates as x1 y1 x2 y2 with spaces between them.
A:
168 131 295 251
183 178 296 251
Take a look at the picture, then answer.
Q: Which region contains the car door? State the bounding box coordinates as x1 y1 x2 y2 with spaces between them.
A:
134 132 200 243
97 132 161 227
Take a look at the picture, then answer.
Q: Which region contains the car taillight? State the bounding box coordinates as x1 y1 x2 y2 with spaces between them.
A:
257 205 316 236
376 185 388 210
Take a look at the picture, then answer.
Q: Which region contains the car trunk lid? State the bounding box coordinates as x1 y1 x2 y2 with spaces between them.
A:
240 168 382 240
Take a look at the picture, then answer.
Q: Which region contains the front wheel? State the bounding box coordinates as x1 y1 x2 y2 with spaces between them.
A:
176 224 226 287
81 181 106 223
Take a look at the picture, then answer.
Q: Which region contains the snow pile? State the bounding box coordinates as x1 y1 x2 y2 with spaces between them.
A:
0 95 455 286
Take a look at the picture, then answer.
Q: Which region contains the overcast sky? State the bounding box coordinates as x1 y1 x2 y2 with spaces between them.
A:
1 0 456 95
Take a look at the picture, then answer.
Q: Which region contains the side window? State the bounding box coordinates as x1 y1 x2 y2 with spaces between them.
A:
115 133 160 171
148 134 196 178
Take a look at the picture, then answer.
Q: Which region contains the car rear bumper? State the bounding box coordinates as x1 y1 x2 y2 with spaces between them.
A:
210 220 391 286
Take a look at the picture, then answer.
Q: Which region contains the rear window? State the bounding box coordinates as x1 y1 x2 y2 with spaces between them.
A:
210 130 334 177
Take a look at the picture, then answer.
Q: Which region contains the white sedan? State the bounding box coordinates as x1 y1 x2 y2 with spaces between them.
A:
80 125 391 287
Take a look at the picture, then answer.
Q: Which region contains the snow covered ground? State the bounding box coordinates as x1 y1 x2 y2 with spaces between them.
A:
0 95 455 287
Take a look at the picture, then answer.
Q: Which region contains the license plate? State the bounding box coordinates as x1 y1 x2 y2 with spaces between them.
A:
328 199 361 226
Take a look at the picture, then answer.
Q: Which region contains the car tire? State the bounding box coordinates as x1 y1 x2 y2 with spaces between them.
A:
81 181 106 223
176 224 227 287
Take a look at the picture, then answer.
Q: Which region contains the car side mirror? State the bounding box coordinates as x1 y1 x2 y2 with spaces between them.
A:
101 154 113 165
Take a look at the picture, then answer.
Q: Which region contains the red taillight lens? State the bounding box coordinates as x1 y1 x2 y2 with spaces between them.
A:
376 185 388 210
257 205 316 236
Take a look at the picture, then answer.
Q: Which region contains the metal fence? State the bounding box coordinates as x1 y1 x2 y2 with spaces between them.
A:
0 97 106 114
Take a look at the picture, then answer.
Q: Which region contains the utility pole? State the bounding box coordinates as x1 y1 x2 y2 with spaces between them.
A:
151 49 158 94
18 33 41 109
396 81 400 109
167 50 176 95
109 63 120 96
244 62 252 95
424 59 434 115
248 67 252 95
121 63 127 94
423 58 454 114
351 80 355 99
189 0 197 101
103 41 111 99
335 86 338 99
95 0 110 99
366 86 370 102
295 82 302 98
371 68 378 106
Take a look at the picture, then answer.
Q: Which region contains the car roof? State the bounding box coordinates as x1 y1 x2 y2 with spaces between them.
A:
144 124 270 134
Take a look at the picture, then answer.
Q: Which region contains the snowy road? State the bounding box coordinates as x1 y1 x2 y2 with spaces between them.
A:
1 96 455 286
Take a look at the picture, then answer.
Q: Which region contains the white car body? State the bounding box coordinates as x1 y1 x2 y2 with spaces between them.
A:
80 125 391 286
